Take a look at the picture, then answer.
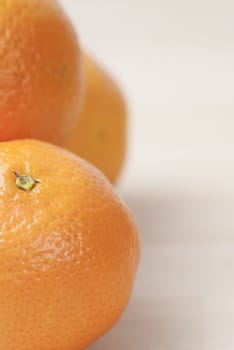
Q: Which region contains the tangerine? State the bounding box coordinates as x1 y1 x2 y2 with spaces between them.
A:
0 139 140 350
65 54 127 183
0 0 83 145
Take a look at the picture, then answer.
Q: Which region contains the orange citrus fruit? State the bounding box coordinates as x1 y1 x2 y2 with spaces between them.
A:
0 139 140 350
65 53 127 183
0 0 83 145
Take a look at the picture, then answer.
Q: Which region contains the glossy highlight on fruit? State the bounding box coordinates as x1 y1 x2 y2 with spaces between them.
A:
0 139 140 350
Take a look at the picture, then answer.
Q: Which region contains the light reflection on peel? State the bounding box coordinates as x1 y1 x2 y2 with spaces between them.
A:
0 159 8 196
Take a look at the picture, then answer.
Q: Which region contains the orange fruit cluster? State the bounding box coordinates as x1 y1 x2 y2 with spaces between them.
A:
0 1 139 350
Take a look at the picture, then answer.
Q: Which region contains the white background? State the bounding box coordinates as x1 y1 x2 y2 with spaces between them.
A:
61 1 234 349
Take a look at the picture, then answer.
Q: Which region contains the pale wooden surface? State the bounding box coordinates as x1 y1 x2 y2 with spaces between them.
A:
60 1 234 348
87 190 234 349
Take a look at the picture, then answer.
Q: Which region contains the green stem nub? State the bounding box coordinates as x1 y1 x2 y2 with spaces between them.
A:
13 171 40 192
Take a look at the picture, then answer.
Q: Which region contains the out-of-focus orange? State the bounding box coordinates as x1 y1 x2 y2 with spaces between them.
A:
65 54 127 183
0 0 83 145
0 139 140 350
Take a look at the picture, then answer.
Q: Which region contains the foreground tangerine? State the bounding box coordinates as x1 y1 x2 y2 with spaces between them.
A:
65 53 127 183
0 0 83 145
0 139 140 350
